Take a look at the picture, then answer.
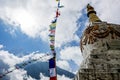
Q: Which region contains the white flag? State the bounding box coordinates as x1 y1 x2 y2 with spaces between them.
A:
49 68 56 77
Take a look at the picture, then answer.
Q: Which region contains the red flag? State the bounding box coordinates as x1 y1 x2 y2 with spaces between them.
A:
50 77 57 80
56 9 60 18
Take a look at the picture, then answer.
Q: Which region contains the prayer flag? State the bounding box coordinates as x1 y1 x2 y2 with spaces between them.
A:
56 0 60 1
50 23 56 27
49 58 57 80
49 58 55 68
52 19 57 23
50 77 57 80
49 68 56 77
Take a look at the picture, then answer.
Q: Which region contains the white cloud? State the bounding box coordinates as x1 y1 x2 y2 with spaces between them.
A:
40 73 49 80
0 45 74 80
0 0 120 47
58 75 72 80
54 0 91 47
40 73 72 80
0 48 51 80
0 0 55 39
57 60 71 72
0 50 33 80
0 48 73 80
60 46 83 66
91 0 120 24
0 50 22 67
0 50 51 68
0 45 3 49
8 69 35 80
0 0 89 47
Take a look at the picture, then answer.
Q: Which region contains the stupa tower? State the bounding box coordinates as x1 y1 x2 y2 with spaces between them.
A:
87 4 101 23
74 4 120 80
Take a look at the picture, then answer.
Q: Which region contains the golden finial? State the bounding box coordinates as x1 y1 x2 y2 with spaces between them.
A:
87 4 101 23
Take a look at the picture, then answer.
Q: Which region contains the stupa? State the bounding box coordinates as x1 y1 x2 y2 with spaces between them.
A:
74 4 120 80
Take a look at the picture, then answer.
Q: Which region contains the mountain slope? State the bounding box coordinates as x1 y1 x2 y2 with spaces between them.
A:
24 61 75 79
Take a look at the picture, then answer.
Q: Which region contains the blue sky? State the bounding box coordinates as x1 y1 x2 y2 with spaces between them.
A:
0 0 120 80
0 19 50 56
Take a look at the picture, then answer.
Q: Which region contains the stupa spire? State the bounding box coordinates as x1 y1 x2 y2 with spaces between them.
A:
87 4 101 23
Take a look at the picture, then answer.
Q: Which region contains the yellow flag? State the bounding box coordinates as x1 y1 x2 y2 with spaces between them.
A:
50 23 56 27
49 36 55 40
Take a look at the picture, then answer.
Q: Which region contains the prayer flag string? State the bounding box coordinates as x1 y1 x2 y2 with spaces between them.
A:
49 0 64 80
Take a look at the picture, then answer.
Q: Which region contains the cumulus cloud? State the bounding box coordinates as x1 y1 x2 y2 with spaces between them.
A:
1 0 120 47
90 0 120 24
0 50 51 68
0 49 31 80
57 60 71 72
0 50 22 67
0 45 73 80
0 47 51 80
40 73 72 80
0 0 54 39
0 45 3 49
60 46 83 66
57 75 72 80
8 69 35 80
0 0 89 47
